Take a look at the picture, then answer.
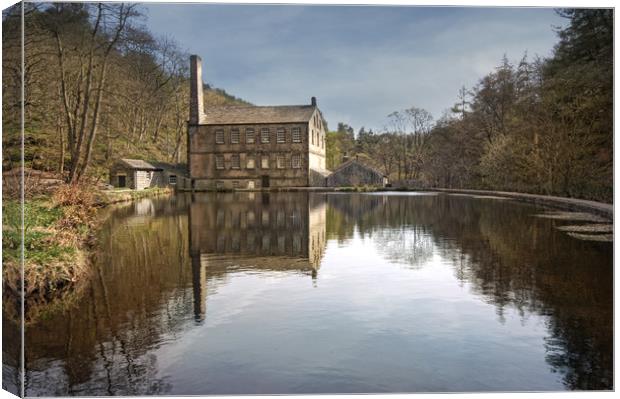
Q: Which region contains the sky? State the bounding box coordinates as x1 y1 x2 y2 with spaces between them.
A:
142 4 567 132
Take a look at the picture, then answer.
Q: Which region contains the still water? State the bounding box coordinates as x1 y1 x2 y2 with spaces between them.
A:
21 192 612 395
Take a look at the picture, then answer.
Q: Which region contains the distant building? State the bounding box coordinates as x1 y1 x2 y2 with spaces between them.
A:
109 158 186 190
326 156 388 187
187 55 329 190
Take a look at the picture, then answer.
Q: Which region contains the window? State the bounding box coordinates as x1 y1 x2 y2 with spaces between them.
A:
277 155 286 169
232 181 240 189
217 235 226 251
262 235 270 252
246 128 255 143
277 128 286 143
215 155 224 169
311 130 315 145
216 129 224 144
292 154 301 169
216 181 224 189
231 233 240 251
292 127 301 142
278 235 286 252
168 175 177 185
262 210 270 225
261 128 270 143
246 157 255 169
231 211 240 227
261 156 269 169
293 235 301 252
231 128 240 144
231 154 240 169
247 232 255 251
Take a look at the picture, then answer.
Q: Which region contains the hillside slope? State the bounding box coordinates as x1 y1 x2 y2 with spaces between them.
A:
2 84 250 181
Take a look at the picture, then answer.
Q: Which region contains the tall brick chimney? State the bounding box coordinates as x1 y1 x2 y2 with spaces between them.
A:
311 96 317 107
189 55 204 125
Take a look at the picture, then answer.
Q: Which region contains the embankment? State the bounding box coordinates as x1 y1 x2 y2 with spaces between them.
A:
2 185 173 322
426 188 613 220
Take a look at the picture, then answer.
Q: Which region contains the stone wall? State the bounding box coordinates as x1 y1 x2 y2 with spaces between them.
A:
189 122 313 189
109 164 136 189
135 170 154 190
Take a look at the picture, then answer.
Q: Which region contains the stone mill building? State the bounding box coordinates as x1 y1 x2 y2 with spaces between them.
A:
187 55 330 190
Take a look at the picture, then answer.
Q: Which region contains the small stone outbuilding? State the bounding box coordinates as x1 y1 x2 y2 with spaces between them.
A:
109 159 187 190
326 157 388 188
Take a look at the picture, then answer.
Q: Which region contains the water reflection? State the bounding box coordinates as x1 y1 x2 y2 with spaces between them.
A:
19 192 612 395
189 192 327 321
326 193 612 390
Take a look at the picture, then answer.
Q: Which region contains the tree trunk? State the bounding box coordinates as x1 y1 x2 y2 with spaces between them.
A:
77 61 109 182
57 107 65 175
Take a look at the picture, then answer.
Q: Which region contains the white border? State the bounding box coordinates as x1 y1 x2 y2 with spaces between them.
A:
0 1 616 399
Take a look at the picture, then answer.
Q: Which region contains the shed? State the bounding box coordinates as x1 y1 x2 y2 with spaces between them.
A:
109 159 187 190
326 157 388 188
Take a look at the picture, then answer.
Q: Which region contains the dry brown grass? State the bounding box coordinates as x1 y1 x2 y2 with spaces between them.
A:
52 184 98 246
3 182 172 323
3 183 99 323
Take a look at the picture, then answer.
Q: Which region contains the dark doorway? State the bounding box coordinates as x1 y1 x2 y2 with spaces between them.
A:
118 175 126 188
261 175 270 188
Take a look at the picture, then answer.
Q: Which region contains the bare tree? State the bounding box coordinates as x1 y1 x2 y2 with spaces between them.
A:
46 3 139 183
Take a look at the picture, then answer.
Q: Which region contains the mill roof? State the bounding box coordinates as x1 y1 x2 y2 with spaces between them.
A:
202 104 317 125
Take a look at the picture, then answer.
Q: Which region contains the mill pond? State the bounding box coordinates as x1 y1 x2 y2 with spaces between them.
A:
9 192 613 395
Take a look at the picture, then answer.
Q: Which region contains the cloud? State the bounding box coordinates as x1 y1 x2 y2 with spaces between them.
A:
144 5 565 131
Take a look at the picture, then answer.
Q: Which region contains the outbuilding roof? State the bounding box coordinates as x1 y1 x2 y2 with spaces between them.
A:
202 105 317 125
331 158 386 177
119 159 160 170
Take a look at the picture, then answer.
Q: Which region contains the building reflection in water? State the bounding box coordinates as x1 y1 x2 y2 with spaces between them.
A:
188 192 327 321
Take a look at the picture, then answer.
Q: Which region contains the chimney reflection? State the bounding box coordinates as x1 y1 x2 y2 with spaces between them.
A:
189 192 327 321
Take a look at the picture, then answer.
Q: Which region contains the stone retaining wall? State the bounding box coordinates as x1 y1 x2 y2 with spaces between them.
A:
430 188 613 220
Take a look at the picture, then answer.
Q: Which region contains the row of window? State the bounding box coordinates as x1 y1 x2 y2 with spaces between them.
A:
310 129 324 147
215 127 302 144
216 209 303 228
215 154 302 170
213 232 307 254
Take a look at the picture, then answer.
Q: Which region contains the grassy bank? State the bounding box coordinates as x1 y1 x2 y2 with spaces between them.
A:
2 184 173 320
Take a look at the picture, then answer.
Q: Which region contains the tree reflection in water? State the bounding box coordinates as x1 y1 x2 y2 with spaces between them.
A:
15 192 612 395
326 193 612 390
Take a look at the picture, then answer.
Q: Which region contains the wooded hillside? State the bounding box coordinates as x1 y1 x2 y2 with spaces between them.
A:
326 9 612 202
2 3 249 184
